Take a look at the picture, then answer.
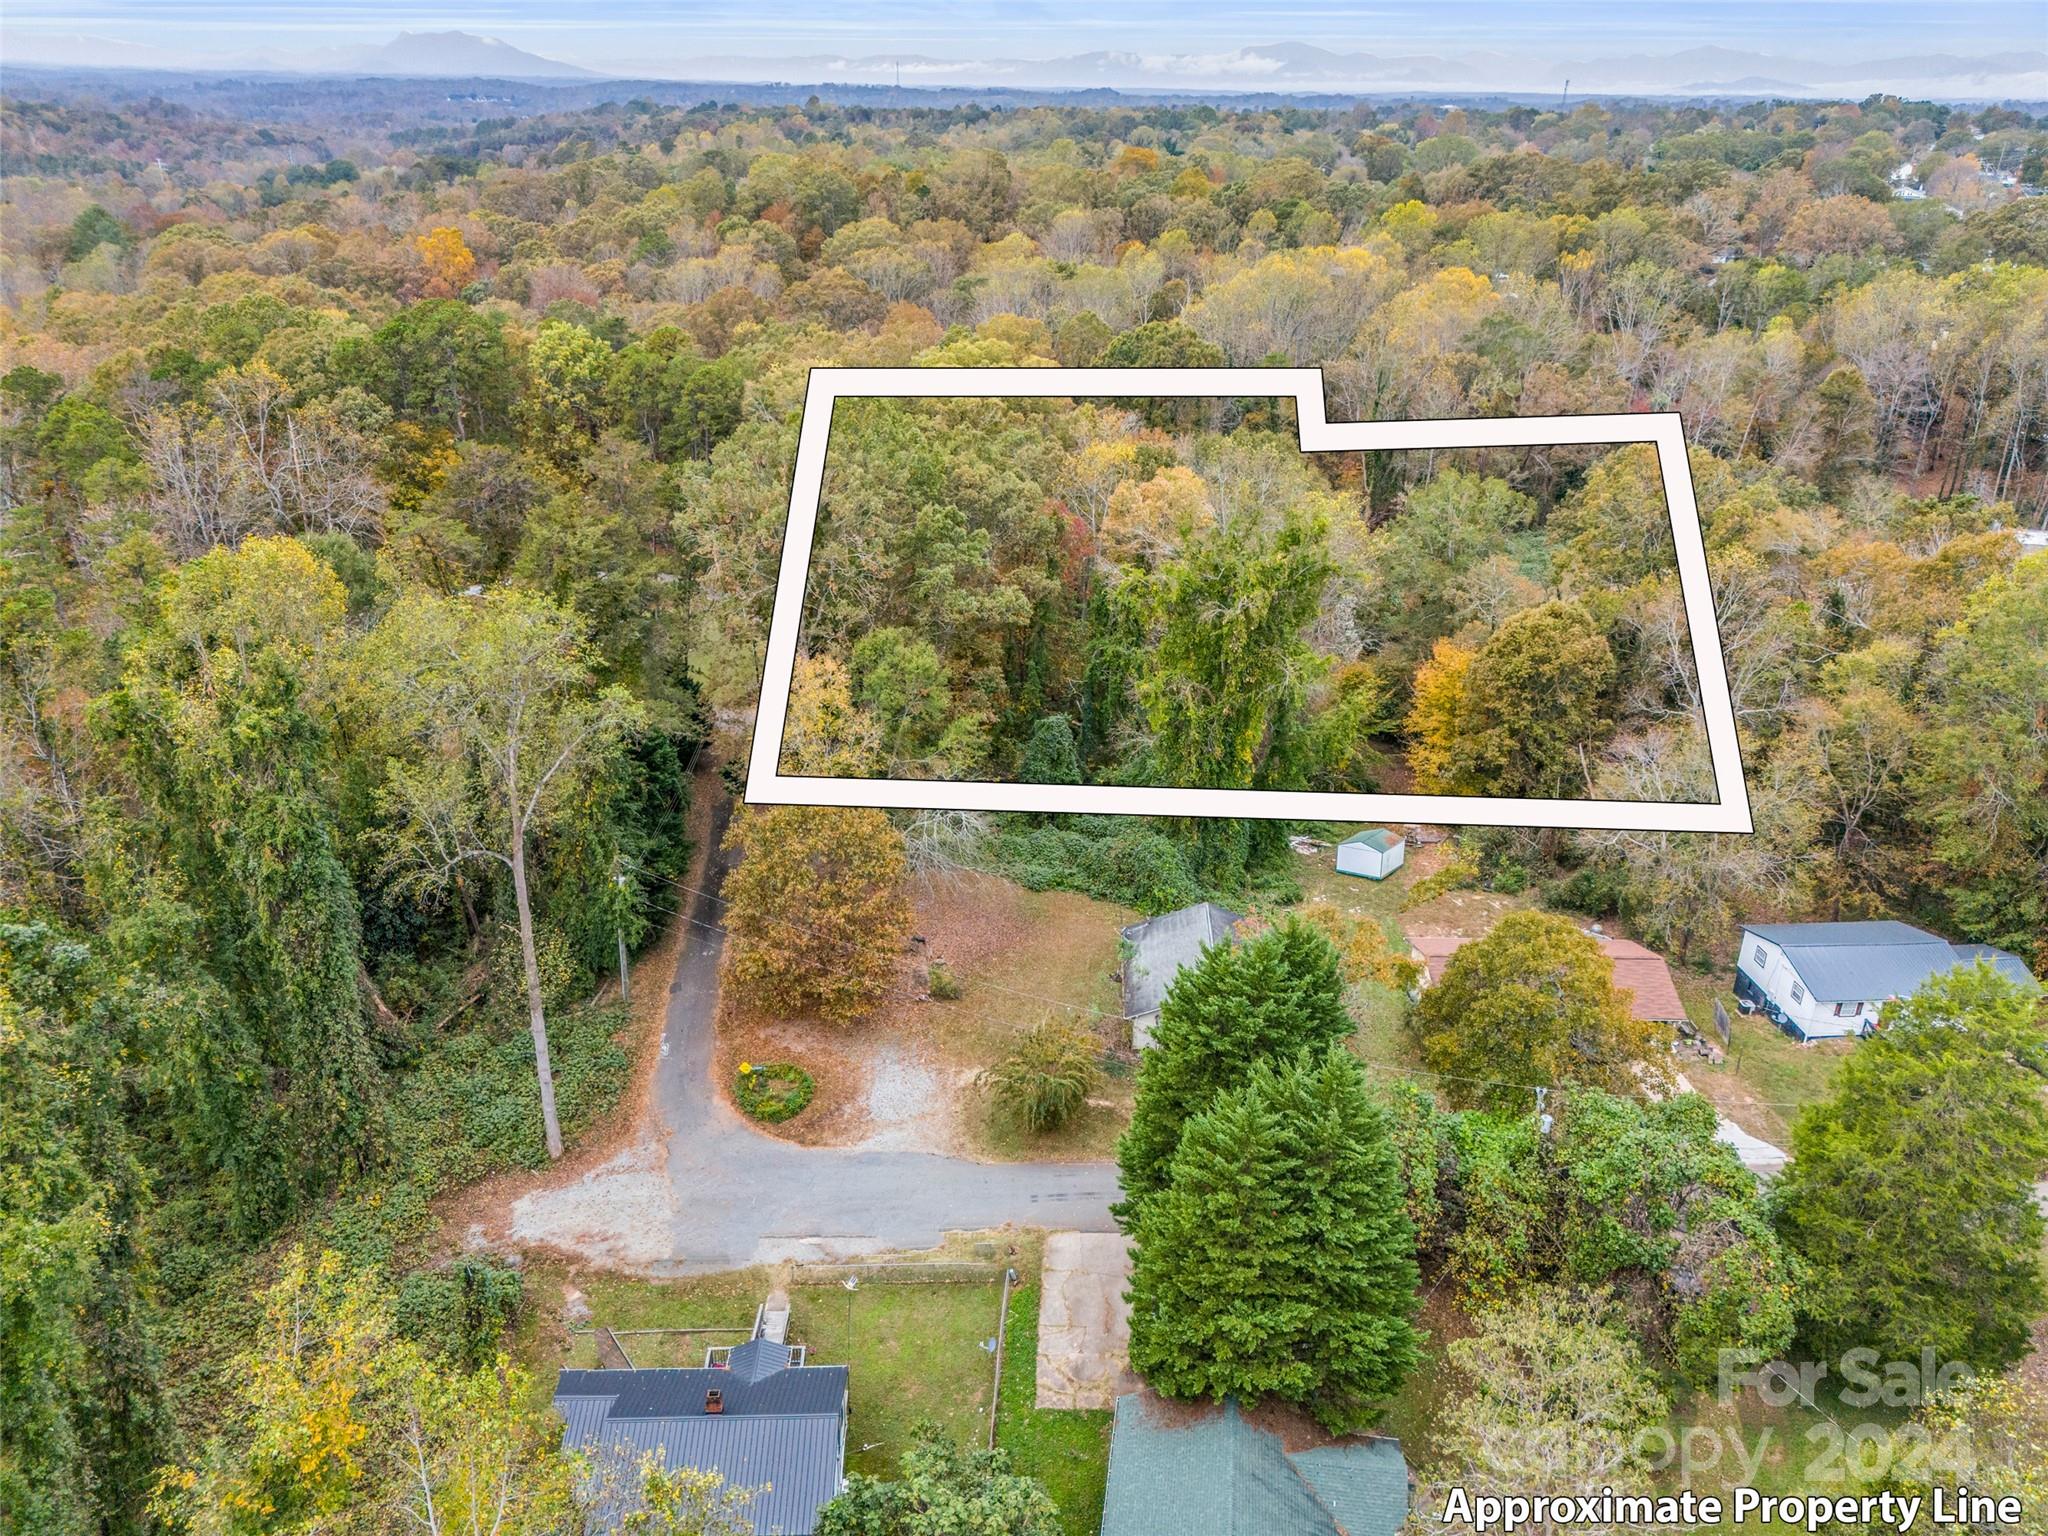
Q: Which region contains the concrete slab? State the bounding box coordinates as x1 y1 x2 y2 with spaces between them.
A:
1036 1231 1141 1410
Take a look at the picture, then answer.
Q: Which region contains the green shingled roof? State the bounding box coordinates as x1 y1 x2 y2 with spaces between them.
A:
1341 828 1402 852
1099 1396 1408 1536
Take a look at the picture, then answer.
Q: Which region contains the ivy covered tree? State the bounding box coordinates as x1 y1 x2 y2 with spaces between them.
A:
1116 917 1352 1223
1774 966 2048 1372
1126 1047 1423 1434
96 537 382 1232
0 924 165 1536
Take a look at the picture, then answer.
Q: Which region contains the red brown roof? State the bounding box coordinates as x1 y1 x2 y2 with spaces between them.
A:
1408 930 1687 1023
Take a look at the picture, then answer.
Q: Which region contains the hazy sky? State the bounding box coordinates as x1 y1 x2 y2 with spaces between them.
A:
6 0 2043 68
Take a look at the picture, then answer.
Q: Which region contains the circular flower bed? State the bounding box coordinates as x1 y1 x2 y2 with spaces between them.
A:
734 1060 814 1123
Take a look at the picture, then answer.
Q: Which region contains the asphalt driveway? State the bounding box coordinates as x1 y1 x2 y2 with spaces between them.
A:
643 799 1120 1272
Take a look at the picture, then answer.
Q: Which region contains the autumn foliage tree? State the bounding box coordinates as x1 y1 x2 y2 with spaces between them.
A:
1408 911 1667 1112
414 226 478 295
721 805 911 1023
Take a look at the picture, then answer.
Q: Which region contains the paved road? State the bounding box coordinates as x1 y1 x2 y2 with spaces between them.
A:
650 799 1119 1272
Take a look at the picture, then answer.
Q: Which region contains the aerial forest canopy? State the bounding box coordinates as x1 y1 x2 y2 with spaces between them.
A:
0 76 2045 1536
793 398 1722 810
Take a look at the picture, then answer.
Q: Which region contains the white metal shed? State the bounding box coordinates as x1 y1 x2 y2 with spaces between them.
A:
1336 827 1405 881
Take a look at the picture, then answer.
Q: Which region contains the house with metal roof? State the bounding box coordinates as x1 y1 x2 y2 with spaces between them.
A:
1099 1394 1409 1536
1335 828 1405 881
553 1337 848 1535
1121 901 1243 1050
1736 920 2038 1041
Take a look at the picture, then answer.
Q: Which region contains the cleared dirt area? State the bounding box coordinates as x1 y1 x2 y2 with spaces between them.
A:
715 870 1131 1159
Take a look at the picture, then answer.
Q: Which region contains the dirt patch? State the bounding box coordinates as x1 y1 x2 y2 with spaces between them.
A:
503 1140 678 1268
711 1005 873 1145
710 1008 971 1154
712 869 1128 1159
1399 885 1530 940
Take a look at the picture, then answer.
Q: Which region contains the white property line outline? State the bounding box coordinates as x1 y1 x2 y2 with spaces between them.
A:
746 368 1753 834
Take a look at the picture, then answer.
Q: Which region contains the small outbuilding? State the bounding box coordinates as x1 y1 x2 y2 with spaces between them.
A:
1335 827 1405 881
1121 902 1243 1051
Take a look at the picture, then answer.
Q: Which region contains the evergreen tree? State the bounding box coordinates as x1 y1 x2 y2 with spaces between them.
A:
1116 918 1351 1224
1775 967 2048 1372
1126 1048 1422 1434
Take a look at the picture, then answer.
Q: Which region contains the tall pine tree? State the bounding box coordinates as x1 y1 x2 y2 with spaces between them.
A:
1117 917 1351 1225
1126 1047 1423 1433
1774 966 2048 1372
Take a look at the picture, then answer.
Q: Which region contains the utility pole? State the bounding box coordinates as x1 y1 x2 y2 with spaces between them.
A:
1559 79 1570 111
612 862 632 1004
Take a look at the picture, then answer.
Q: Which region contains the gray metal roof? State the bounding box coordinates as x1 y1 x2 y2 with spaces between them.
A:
1122 902 1242 1020
1742 921 2038 1003
1954 944 2039 990
1100 1396 1408 1536
555 1366 847 1536
556 1363 846 1419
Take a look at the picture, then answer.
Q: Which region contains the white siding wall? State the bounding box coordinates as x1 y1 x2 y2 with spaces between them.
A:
1337 841 1404 879
1737 931 1876 1040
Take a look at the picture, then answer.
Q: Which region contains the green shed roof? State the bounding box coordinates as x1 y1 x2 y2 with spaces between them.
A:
1341 828 1403 852
1100 1396 1408 1536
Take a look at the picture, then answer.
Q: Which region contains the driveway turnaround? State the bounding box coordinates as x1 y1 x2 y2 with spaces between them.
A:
511 796 1122 1273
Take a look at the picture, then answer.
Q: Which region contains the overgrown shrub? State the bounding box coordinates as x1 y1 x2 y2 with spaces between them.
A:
927 960 963 1000
985 819 1203 913
395 1254 525 1368
1548 864 1628 918
734 1061 814 1122
982 1021 1103 1133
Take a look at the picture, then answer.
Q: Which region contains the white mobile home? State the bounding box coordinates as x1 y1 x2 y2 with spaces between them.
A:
1735 920 2037 1041
1336 828 1405 881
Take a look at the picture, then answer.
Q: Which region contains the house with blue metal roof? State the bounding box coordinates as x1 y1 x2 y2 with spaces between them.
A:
553 1336 848 1535
1099 1394 1409 1536
1735 920 2038 1041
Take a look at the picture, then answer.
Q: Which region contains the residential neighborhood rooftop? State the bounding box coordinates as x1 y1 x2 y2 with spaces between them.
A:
553 1343 848 1535
1122 901 1243 1022
1410 929 1688 1023
1099 1394 1408 1536
1741 920 2037 1003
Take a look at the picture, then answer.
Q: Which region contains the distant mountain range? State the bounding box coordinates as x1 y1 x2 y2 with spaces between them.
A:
3 30 2041 100
3 30 599 80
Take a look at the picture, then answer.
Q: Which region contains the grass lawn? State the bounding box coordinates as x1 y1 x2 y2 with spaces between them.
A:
1670 970 1850 1143
511 1264 1006 1479
996 1276 1113 1536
